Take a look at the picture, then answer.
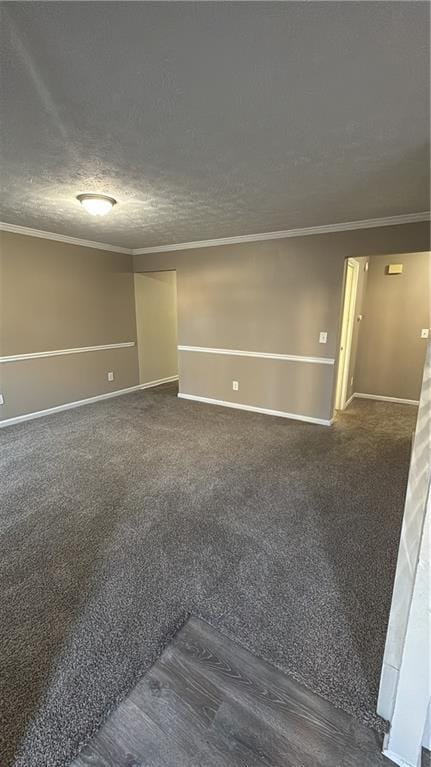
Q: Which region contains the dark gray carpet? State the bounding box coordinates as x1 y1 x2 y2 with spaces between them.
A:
0 384 416 767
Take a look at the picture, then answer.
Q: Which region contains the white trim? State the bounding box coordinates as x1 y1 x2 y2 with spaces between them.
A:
354 392 419 406
335 258 360 410
133 212 430 255
178 393 332 426
0 375 179 428
139 375 179 389
343 393 355 409
0 342 135 364
0 222 132 254
382 744 417 767
2 212 428 256
0 386 142 428
177 345 334 365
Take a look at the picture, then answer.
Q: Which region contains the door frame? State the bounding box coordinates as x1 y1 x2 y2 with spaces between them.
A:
335 258 360 410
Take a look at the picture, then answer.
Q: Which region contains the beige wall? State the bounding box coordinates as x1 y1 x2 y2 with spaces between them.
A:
134 271 178 384
354 252 430 401
135 222 430 422
0 232 139 421
179 353 334 421
1 221 429 424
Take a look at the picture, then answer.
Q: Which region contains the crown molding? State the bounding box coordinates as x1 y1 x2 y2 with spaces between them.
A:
1 212 429 256
132 212 430 255
0 222 133 254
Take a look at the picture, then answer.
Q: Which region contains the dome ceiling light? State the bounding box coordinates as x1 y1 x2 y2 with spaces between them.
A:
76 193 117 216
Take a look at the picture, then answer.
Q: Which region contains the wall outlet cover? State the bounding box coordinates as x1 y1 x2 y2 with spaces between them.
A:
0 394 4 405
107 371 114 381
421 328 430 339
319 331 328 344
232 380 239 391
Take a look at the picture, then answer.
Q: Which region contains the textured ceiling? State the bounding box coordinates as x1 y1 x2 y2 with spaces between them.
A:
1 1 430 250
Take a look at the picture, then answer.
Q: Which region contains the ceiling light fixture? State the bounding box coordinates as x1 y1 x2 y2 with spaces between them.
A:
76 193 117 216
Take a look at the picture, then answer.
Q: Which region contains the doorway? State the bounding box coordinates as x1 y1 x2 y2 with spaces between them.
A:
134 270 179 388
335 258 360 410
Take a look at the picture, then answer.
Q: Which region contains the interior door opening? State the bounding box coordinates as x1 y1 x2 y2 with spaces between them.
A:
134 270 179 389
335 258 360 411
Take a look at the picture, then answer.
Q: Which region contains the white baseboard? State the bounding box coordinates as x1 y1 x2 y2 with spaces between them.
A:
343 393 355 409
382 732 421 767
0 385 141 428
0 376 179 428
178 392 332 426
382 746 417 767
354 392 419 406
139 375 179 389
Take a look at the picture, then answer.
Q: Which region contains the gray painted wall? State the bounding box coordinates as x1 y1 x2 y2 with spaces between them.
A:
0 232 139 421
134 222 430 422
134 271 178 385
354 252 430 401
2 223 429 423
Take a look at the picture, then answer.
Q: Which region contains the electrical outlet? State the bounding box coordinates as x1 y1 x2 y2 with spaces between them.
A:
421 328 430 339
350 377 354 387
232 380 239 391
0 394 4 405
319 331 328 344
107 371 114 382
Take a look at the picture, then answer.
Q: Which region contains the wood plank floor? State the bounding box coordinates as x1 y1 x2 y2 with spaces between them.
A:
72 617 393 767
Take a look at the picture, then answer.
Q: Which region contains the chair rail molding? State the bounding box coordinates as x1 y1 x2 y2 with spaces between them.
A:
0 342 136 364
178 345 335 365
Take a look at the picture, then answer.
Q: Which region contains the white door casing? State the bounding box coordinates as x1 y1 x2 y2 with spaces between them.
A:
335 258 360 410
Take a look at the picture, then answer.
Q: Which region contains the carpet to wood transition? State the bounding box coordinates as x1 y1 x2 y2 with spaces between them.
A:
0 383 416 766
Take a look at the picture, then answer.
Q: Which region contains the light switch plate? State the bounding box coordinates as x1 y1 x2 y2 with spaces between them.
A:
319 331 328 344
387 263 403 275
421 328 430 339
